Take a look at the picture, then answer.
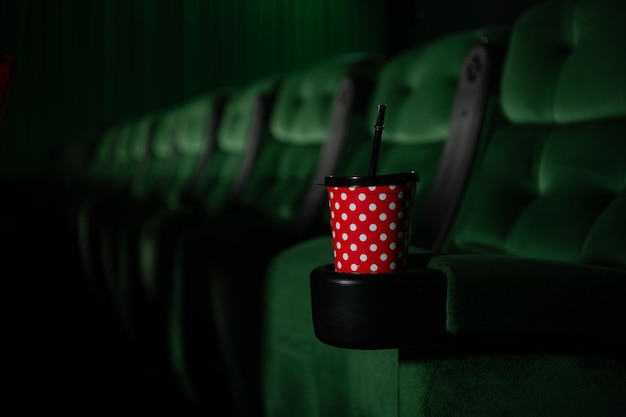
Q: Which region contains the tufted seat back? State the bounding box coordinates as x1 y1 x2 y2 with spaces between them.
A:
194 76 281 213
236 53 381 234
394 3 626 416
333 28 508 234
129 109 180 200
445 0 626 269
159 92 227 207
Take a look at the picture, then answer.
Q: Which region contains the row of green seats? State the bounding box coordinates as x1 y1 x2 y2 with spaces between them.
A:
67 51 384 408
169 26 509 413
257 0 626 417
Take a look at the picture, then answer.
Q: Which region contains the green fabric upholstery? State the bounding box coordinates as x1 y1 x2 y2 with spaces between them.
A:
264 236 399 417
128 109 180 200
447 120 626 268
167 53 383 413
96 91 228 342
500 0 626 124
130 91 226 204
76 113 158 307
263 0 626 416
270 53 377 145
394 0 626 416
108 116 155 192
237 54 381 227
156 92 225 207
430 254 626 344
399 353 626 416
132 77 282 357
260 27 507 417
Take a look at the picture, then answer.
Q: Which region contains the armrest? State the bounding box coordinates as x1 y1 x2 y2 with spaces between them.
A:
309 253 626 353
429 254 626 350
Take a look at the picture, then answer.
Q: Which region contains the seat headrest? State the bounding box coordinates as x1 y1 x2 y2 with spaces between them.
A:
217 76 280 154
270 53 381 145
370 27 508 145
501 0 626 124
127 113 156 160
150 110 179 159
175 92 223 155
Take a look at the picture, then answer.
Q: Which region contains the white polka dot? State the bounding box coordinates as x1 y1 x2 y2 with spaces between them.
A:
398 211 404 219
360 254 367 262
368 186 377 191
369 203 377 211
349 203 357 211
390 222 397 230
329 191 334 198
332 231 336 238
335 222 341 229
351 264 358 271
333 187 339 190
358 193 366 201
389 202 396 210
336 242 341 249
390 242 396 250
369 224 377 232
359 234 367 242
359 213 367 221
343 253 349 260
350 244 357 251
341 192 347 200
342 233 348 241
334 202 340 210
328 201 331 207
380 233 387 241
341 213 348 220
349 186 356 191
379 213 387 221
333 249 337 257
370 264 379 272
380 253 388 261
369 244 378 251
379 193 387 200
330 211 335 218
389 185 397 190
350 223 357 231
337 261 342 268
390 262 397 270
398 191 405 198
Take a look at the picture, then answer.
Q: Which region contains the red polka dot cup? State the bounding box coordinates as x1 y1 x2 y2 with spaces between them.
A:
324 172 419 274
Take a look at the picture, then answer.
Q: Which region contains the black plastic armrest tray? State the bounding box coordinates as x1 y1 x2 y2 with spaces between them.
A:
310 263 626 355
310 264 449 349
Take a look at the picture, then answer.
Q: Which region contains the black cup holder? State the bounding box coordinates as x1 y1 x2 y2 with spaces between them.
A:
310 264 449 349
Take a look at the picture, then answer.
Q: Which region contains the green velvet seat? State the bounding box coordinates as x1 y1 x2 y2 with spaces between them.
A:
268 1 625 416
162 53 382 411
80 90 228 331
249 27 509 417
114 76 281 355
76 114 157 309
397 0 626 414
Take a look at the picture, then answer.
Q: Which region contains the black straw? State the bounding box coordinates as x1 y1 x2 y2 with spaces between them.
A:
368 104 387 176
